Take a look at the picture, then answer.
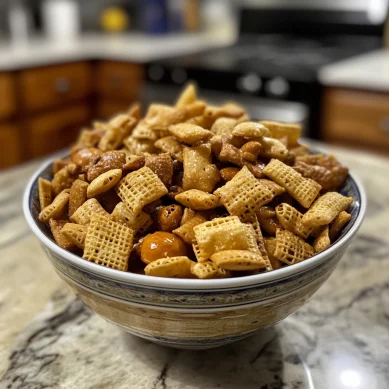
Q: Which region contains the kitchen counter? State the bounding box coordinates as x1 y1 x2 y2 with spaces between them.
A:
1 144 389 389
319 49 389 92
0 33 234 71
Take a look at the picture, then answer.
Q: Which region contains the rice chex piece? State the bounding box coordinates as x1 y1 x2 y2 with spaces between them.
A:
49 219 75 250
329 211 352 241
61 223 87 249
111 202 152 235
313 226 331 253
210 250 266 271
70 198 110 225
191 261 220 279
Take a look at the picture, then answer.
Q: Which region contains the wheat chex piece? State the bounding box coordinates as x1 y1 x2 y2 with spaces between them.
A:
49 219 76 250
39 189 70 222
169 123 213 145
232 122 269 139
313 226 331 253
275 203 317 240
274 229 314 265
61 223 87 249
263 159 321 208
70 198 110 225
264 238 282 270
111 202 152 235
301 192 354 228
87 169 122 198
38 178 52 211
173 212 207 244
144 256 193 278
214 165 274 216
175 190 219 211
175 83 197 108
116 167 168 215
260 137 289 161
329 211 352 241
259 179 285 197
154 136 184 162
210 250 266 271
259 121 302 146
83 214 134 271
69 179 89 216
193 216 251 262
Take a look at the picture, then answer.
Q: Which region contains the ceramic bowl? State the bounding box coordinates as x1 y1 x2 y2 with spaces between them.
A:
23 157 366 349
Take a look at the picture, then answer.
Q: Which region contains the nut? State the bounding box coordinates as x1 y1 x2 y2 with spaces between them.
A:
218 142 243 166
257 206 281 236
241 141 262 159
87 151 126 182
245 162 265 178
220 167 240 181
157 204 183 232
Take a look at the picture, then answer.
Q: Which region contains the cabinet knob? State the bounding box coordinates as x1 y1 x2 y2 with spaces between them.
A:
54 77 71 94
379 117 389 133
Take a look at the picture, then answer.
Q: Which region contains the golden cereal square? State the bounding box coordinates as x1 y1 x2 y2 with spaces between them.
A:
144 256 193 278
83 214 134 271
70 198 110 225
210 250 266 271
38 178 52 211
116 167 168 215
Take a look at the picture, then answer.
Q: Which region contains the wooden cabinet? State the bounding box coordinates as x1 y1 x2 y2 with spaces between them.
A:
0 124 23 168
322 88 389 152
0 73 16 119
19 62 92 112
27 105 90 158
97 99 133 120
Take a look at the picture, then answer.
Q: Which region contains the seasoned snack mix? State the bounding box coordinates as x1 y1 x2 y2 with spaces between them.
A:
37 84 353 279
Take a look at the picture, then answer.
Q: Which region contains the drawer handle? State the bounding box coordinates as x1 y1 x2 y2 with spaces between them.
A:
380 117 389 133
54 78 71 94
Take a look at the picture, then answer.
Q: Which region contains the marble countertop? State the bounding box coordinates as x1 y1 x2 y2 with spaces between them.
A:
1 143 389 389
319 49 389 92
0 33 234 71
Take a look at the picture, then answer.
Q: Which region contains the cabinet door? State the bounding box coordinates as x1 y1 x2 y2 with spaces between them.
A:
96 62 144 100
19 62 92 112
27 105 90 158
322 88 389 151
0 124 22 168
0 73 16 119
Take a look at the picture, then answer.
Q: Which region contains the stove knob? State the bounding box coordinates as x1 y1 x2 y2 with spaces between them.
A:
148 64 165 81
237 73 262 94
171 68 188 85
265 77 290 98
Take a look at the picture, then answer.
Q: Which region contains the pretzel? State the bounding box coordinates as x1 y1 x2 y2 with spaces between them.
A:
232 122 269 139
39 189 70 222
169 123 213 145
263 159 322 208
111 202 152 235
274 229 315 265
69 179 89 216
301 192 353 227
157 204 183 232
154 136 184 162
71 147 102 173
210 250 266 271
61 223 87 249
313 226 331 253
259 121 301 146
116 167 168 216
83 214 134 271
175 190 219 211
49 219 75 250
264 238 282 270
145 153 173 187
87 169 122 198
329 211 352 241
214 165 274 216
175 83 197 108
144 256 193 278
38 178 52 211
70 198 110 225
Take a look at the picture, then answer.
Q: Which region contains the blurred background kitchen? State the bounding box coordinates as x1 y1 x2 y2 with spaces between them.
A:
1 0 389 169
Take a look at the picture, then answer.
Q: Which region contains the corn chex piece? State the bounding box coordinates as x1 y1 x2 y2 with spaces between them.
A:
70 198 110 225
49 219 75 250
83 214 134 271
116 167 168 216
274 229 314 265
264 238 282 270
111 202 152 235
175 83 197 108
275 203 317 240
173 212 207 244
191 261 219 279
211 117 237 136
313 226 331 253
69 179 88 217
263 159 322 208
301 192 353 228
215 165 274 216
259 121 301 146
169 123 213 145
329 211 352 241
39 189 70 222
38 178 52 211
144 256 193 278
210 250 266 271
193 216 251 262
87 169 122 198
154 136 184 162
261 137 288 161
61 223 87 249
175 190 219 211
98 115 136 151
232 122 269 139
242 223 260 253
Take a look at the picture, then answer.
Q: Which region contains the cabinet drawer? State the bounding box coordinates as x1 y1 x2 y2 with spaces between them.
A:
0 73 17 119
27 105 90 158
19 62 92 112
96 62 143 100
97 99 133 120
322 88 389 151
0 124 23 168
